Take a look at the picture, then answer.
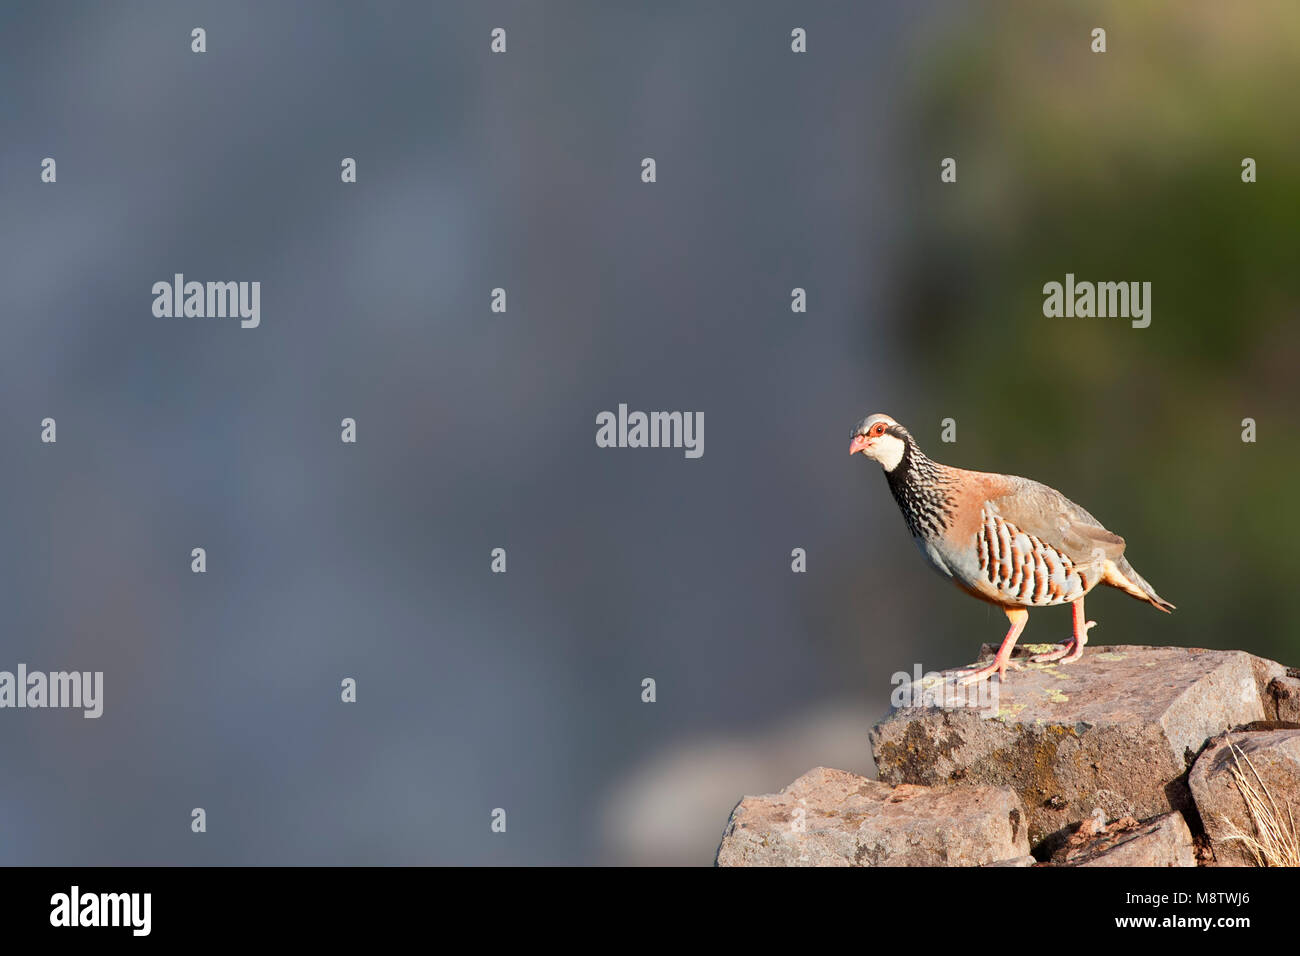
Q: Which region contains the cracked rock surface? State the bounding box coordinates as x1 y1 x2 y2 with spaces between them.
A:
715 766 1029 867
869 645 1272 847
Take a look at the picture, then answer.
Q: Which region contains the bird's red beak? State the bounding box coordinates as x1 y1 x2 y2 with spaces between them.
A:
849 435 869 456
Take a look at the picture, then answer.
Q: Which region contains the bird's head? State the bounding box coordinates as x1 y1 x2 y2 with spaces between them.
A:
849 413 910 472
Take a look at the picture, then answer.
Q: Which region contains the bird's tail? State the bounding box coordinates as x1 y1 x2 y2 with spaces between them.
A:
1107 556 1175 612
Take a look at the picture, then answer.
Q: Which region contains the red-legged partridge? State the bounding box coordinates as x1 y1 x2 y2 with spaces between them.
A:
849 413 1173 683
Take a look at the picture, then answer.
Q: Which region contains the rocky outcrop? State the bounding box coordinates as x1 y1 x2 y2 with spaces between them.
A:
717 645 1297 867
869 645 1268 848
715 766 1029 866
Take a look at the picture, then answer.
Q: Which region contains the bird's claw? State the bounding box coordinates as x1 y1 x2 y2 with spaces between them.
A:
950 658 1021 686
1031 641 1075 664
1031 621 1098 664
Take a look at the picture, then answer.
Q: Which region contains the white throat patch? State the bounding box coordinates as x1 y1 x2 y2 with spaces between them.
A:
876 435 906 472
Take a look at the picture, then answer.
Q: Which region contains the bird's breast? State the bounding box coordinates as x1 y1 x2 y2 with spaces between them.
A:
913 536 956 579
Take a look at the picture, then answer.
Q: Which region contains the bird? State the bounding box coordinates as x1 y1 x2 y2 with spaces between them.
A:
849 413 1173 683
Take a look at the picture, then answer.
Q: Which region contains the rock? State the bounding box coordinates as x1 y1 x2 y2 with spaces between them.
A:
1188 728 1300 867
1054 812 1196 867
870 645 1267 849
1247 657 1288 719
984 855 1037 867
715 766 1029 867
1267 674 1300 724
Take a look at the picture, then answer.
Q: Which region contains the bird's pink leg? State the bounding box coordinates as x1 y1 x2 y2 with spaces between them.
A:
1030 598 1096 664
955 607 1029 685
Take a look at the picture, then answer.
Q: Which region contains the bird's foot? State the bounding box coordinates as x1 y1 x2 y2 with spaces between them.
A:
1030 621 1096 664
1030 640 1075 663
950 657 1021 686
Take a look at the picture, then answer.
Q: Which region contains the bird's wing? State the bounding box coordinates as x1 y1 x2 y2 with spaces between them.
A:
986 478 1126 565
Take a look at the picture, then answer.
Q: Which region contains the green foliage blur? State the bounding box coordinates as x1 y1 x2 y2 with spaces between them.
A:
895 3 1300 663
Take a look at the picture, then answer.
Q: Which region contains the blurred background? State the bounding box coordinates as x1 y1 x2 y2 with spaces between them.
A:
0 1 1295 865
